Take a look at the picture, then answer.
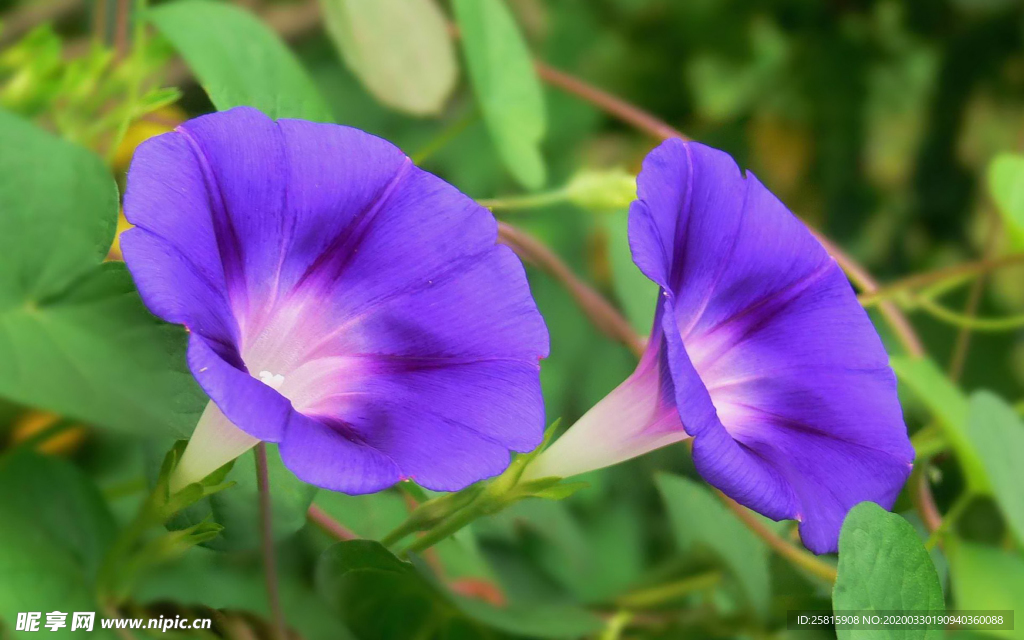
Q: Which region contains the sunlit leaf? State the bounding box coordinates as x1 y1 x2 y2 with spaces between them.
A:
318 0 457 116
452 0 547 189
833 502 944 640
964 391 1024 547
946 539 1024 640
656 472 771 617
0 109 204 437
987 153 1024 249
149 0 332 121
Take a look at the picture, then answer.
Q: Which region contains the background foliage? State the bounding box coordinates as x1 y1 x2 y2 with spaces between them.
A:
1 0 1023 638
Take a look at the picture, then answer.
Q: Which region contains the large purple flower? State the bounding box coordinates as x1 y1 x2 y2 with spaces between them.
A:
526 140 913 553
122 107 548 494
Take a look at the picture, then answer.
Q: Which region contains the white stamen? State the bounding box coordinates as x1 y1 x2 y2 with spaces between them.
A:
258 370 285 389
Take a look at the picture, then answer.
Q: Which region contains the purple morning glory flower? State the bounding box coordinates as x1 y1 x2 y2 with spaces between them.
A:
526 140 913 554
122 106 548 494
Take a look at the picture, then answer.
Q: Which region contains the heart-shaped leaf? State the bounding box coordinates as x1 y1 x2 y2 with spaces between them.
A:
0 108 204 437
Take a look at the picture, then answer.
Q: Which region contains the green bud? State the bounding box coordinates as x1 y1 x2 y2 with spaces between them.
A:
565 168 637 213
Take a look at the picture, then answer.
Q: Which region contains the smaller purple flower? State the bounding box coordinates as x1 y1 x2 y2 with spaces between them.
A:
122 107 548 494
526 140 913 554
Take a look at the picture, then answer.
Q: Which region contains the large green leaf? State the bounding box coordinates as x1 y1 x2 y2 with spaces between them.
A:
890 356 988 492
0 109 203 437
317 540 602 639
136 547 356 640
531 500 646 603
0 452 117 638
833 503 944 640
149 0 332 121
316 540 468 639
987 153 1024 249
318 0 457 116
946 539 1024 640
655 473 771 617
964 391 1024 547
451 0 547 189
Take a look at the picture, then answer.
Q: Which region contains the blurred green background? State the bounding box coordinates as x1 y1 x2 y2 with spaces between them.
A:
1 0 1023 638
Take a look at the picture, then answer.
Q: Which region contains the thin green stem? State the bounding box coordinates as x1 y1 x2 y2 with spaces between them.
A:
479 188 571 211
859 253 1024 307
925 492 975 550
599 610 634 640
913 296 1024 331
255 444 286 640
410 108 477 165
949 215 1001 380
615 571 723 609
381 514 428 548
400 503 483 556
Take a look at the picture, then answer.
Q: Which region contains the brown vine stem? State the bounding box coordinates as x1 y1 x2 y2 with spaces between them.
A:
497 221 646 357
307 504 357 541
534 62 689 142
255 444 287 640
0 0 83 47
719 493 838 583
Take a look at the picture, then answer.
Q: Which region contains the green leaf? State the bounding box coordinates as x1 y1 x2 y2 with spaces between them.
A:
314 490 411 540
890 356 989 493
833 503 944 640
149 0 332 121
0 109 204 437
946 539 1024 639
136 547 357 640
655 473 771 617
0 113 113 303
312 490 496 583
964 391 1024 547
317 540 601 639
318 0 457 116
602 211 658 334
987 153 1024 249
317 540 467 639
533 501 646 603
169 444 316 551
451 0 547 189
0 452 116 637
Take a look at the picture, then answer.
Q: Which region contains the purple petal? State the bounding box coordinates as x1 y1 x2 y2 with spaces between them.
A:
631 140 913 553
124 107 548 493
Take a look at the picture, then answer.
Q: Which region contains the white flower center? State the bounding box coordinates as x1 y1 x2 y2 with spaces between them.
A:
258 370 285 389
